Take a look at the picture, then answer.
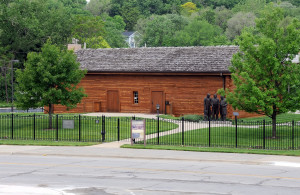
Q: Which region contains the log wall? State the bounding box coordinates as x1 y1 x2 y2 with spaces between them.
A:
53 73 259 119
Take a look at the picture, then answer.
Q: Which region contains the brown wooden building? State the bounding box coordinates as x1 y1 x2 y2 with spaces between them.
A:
53 46 254 118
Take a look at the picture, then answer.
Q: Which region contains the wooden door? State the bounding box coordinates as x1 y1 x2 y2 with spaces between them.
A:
107 90 119 112
151 91 164 114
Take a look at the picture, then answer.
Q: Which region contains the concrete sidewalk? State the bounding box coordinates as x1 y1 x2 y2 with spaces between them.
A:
1 144 300 166
83 112 158 119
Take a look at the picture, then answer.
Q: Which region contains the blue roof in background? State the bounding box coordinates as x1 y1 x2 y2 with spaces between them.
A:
122 31 135 37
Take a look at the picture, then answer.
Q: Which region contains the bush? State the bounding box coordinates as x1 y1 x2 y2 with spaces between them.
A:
183 114 203 122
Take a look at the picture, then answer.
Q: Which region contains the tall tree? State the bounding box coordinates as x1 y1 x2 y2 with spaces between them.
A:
225 12 256 41
232 0 268 16
0 0 73 62
199 0 246 9
60 0 89 15
120 1 141 30
173 19 229 46
103 15 127 48
136 14 188 47
0 45 13 103
180 2 199 16
15 42 86 128
86 0 112 16
288 0 300 6
214 6 233 31
222 6 300 138
72 15 110 48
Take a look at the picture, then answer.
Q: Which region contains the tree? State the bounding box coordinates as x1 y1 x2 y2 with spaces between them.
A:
199 0 246 9
232 0 268 16
214 6 233 31
225 12 256 41
0 45 13 103
180 2 199 16
86 0 112 16
0 0 73 62
15 42 86 129
221 6 300 138
85 36 110 48
60 0 90 15
120 2 141 30
72 15 107 47
136 14 188 47
288 0 300 6
173 19 229 46
103 15 127 48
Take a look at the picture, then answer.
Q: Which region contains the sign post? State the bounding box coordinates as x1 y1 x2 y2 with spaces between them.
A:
131 120 146 146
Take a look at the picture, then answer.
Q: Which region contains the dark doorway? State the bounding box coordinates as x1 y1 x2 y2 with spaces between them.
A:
107 90 119 112
151 91 164 114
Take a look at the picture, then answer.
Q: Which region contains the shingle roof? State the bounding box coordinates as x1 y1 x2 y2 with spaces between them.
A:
76 46 239 73
122 31 135 37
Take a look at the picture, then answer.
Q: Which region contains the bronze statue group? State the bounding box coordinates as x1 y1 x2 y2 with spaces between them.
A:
204 94 227 121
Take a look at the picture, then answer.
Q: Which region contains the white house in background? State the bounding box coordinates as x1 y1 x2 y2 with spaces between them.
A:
122 31 141 48
292 54 299 63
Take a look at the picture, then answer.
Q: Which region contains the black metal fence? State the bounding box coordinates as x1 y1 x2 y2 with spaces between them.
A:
139 117 300 150
1 114 300 150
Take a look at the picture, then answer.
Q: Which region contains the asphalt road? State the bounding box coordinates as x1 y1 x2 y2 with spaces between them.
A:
1 150 300 195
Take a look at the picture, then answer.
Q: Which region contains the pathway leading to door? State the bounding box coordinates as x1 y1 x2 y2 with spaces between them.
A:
84 112 239 148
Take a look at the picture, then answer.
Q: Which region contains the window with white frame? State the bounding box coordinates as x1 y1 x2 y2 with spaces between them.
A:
133 91 138 104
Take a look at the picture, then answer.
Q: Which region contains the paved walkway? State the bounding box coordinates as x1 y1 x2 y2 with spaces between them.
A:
83 112 299 148
84 112 158 119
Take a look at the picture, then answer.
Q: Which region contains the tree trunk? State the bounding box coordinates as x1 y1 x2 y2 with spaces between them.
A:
271 107 277 138
49 103 53 129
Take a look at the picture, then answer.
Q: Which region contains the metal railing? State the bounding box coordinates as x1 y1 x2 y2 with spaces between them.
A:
0 114 299 150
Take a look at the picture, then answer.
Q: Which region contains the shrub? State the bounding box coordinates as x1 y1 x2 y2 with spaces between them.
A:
183 115 203 122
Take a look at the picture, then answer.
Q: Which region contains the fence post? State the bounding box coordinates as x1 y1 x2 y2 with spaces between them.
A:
117 118 120 141
209 117 211 147
235 116 238 148
182 117 184 146
292 120 295 150
56 115 59 141
79 115 81 142
11 113 14 140
101 115 105 142
263 120 265 149
33 114 36 140
157 116 160 145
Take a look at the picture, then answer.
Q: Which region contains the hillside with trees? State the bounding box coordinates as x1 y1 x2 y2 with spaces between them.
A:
0 0 299 103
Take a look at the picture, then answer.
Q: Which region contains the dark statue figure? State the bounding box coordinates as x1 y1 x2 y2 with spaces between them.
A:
220 96 227 121
204 93 212 120
212 94 219 120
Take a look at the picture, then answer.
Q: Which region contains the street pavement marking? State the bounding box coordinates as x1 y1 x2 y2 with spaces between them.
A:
272 161 300 168
1 161 300 181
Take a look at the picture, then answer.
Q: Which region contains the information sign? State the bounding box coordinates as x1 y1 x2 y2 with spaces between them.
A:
63 120 74 129
131 120 146 146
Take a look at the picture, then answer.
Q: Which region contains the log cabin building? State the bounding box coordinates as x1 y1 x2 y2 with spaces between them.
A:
53 46 253 118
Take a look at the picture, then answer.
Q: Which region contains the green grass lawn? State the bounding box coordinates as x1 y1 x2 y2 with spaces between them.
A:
0 140 98 146
143 124 300 150
160 113 300 123
238 113 300 123
0 114 179 142
0 102 12 108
